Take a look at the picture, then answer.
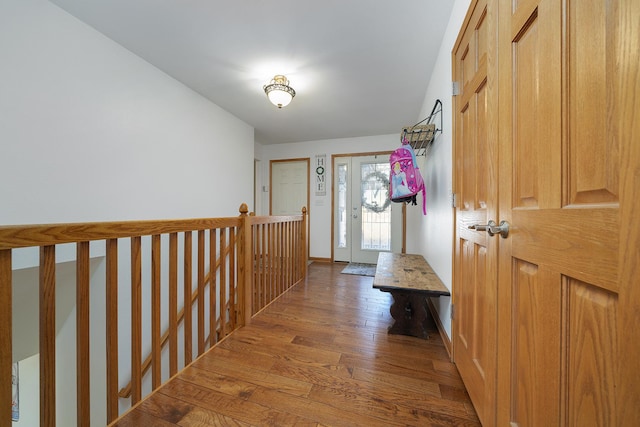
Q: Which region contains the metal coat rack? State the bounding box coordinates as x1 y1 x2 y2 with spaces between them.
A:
401 99 443 156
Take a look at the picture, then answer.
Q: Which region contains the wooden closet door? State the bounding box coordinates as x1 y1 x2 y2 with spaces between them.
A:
496 0 629 425
452 1 498 425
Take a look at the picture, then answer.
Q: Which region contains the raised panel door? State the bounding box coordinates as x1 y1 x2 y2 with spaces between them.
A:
496 0 625 425
452 1 498 425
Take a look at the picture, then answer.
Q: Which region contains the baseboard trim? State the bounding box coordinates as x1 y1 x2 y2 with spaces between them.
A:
426 297 452 360
309 257 332 263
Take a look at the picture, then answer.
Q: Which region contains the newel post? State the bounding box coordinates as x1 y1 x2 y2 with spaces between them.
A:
238 203 253 326
301 207 307 278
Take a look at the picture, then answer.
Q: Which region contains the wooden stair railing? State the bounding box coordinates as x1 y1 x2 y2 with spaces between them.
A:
117 250 229 399
251 211 308 314
0 204 307 427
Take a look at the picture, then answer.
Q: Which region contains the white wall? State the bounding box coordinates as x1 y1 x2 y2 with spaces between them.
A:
0 0 254 226
256 134 398 259
407 0 472 339
1 0 254 424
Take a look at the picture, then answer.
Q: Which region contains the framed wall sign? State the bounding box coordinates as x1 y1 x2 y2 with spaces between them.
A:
315 154 326 196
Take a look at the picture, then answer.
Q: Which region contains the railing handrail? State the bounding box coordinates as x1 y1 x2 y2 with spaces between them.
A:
249 214 303 225
0 217 242 250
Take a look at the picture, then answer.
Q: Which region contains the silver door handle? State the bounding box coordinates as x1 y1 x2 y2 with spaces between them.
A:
468 220 510 238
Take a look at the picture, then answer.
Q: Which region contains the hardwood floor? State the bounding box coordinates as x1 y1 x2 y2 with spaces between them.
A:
112 262 480 426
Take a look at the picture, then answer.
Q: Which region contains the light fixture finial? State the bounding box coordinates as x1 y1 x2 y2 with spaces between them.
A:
263 75 296 108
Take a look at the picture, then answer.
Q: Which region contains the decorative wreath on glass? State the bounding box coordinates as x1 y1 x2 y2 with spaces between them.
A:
361 171 391 213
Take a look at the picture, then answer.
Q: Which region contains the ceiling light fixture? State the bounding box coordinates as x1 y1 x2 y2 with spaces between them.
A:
263 75 296 108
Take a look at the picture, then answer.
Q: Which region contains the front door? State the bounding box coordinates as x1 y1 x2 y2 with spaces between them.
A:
333 155 403 264
451 1 497 425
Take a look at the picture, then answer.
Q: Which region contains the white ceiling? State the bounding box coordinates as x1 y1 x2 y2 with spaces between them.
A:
50 0 455 145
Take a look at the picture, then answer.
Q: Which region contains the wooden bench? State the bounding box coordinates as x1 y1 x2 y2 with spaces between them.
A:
373 252 450 339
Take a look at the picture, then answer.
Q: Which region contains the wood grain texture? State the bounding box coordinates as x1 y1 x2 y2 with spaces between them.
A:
184 231 193 365
169 232 178 376
0 217 242 250
40 246 56 427
111 262 479 426
152 234 162 390
198 230 206 356
497 1 625 425
373 253 450 295
130 236 142 404
568 280 617 426
76 241 91 427
229 228 236 330
616 0 640 424
105 239 119 423
451 0 499 426
220 228 227 339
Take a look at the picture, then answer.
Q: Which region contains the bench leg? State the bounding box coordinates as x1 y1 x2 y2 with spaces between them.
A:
387 291 433 339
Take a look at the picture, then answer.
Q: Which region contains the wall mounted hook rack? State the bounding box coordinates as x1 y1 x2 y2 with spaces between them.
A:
401 99 442 156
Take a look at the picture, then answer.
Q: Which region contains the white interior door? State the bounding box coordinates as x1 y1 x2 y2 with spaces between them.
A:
270 160 309 215
334 155 402 264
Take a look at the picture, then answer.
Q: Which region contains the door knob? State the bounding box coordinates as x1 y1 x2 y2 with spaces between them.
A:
468 220 510 238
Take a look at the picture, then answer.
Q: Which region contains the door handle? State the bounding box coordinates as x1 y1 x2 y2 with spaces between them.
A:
468 220 510 238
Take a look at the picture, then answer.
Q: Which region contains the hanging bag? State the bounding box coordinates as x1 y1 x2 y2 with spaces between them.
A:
389 138 426 215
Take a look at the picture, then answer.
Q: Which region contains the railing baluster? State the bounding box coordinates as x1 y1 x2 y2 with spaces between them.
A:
284 222 289 291
105 239 118 424
277 223 282 295
209 229 217 346
260 224 265 310
261 224 266 311
169 233 178 376
197 230 205 356
183 231 193 364
130 236 142 404
76 241 91 427
269 223 274 304
40 245 56 427
293 220 298 283
273 223 278 297
292 219 297 282
289 221 293 288
220 228 227 338
151 234 161 390
0 250 12 424
229 228 236 330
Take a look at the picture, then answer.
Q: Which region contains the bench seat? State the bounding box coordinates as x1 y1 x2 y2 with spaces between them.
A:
373 252 450 339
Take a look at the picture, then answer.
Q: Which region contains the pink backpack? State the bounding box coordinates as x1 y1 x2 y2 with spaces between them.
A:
389 138 426 214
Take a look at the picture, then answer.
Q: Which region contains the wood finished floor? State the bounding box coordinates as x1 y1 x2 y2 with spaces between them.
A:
112 262 480 426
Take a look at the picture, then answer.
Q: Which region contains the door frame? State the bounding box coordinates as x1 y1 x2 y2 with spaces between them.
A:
330 151 406 262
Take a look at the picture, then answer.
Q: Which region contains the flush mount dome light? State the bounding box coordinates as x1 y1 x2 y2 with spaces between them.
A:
263 75 296 108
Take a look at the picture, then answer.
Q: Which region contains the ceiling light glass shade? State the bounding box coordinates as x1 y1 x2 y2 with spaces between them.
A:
263 75 296 108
